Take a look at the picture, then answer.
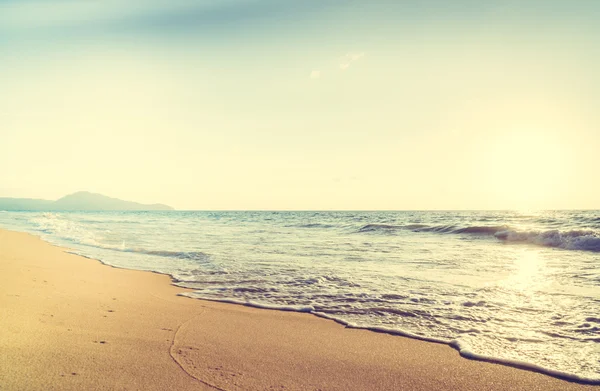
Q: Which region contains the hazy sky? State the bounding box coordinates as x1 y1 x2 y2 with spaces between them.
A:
1 0 599 210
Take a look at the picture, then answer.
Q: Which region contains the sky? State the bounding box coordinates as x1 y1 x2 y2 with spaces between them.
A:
1 0 599 210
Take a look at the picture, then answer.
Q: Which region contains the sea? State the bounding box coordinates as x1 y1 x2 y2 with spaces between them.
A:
0 210 598 384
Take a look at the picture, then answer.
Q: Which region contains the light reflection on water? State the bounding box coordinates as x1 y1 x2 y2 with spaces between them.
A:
502 249 546 291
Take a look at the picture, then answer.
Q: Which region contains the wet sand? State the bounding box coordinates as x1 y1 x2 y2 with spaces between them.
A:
0 229 595 390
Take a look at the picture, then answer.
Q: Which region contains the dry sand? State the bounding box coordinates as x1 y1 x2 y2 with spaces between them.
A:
0 228 595 390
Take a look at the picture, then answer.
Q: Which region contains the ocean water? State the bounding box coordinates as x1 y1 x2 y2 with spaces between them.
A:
0 210 598 383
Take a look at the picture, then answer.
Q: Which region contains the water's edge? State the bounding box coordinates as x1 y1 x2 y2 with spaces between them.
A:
7 228 596 386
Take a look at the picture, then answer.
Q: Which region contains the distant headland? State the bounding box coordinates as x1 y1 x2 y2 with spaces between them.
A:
0 191 174 211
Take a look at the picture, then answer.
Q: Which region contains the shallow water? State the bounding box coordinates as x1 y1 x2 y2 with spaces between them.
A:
1 210 598 382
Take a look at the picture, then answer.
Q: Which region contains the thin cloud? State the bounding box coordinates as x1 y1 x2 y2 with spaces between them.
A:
310 70 321 79
340 52 364 71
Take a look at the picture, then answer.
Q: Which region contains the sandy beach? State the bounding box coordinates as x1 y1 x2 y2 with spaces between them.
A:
0 228 595 391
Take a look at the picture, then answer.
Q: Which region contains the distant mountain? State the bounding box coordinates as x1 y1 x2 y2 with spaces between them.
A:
0 191 174 211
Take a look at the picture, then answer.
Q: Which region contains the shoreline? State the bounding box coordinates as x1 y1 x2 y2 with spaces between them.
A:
0 228 596 390
68 237 599 386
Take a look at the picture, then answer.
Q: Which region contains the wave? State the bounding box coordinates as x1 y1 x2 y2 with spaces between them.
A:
573 216 600 223
411 224 457 233
130 249 209 260
358 223 600 252
68 239 210 261
79 243 211 261
297 223 336 229
358 224 404 232
358 223 508 235
453 225 510 234
495 229 600 252
30 214 210 260
451 340 600 384
358 223 509 235
179 293 315 312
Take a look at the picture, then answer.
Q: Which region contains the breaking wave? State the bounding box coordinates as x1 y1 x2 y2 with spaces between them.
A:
495 229 600 252
358 224 404 232
358 223 509 235
358 223 600 252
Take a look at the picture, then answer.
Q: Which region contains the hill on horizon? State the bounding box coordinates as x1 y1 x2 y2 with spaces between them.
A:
0 191 174 211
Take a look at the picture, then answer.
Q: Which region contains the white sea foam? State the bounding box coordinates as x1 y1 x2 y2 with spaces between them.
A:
452 340 600 384
180 293 315 312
